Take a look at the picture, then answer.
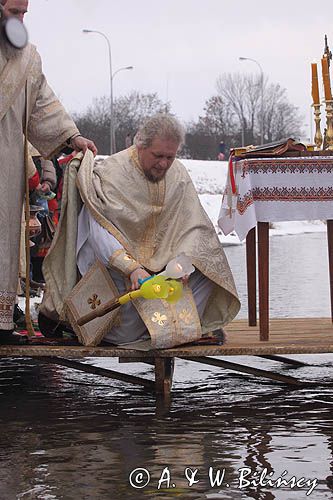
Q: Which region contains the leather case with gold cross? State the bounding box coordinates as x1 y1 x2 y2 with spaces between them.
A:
64 260 119 346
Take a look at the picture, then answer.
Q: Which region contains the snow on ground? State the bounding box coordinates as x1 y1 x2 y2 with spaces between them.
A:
181 159 228 194
181 160 241 244
269 220 326 237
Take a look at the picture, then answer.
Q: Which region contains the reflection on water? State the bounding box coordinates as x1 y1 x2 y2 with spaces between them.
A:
0 233 332 500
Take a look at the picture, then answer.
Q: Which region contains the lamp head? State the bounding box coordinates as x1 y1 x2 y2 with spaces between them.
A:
162 253 195 279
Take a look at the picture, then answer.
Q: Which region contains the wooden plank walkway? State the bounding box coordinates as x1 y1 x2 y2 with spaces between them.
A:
1 318 332 396
0 317 332 358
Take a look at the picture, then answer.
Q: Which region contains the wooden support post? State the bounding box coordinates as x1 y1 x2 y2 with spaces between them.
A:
184 357 304 386
246 227 257 326
327 220 333 322
154 358 174 396
258 222 269 340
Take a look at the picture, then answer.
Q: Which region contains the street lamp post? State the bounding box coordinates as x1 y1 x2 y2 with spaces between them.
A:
239 56 264 145
111 65 133 151
83 29 133 154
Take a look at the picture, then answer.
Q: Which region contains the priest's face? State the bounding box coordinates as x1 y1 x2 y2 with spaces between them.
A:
0 0 28 58
137 137 179 183
3 0 28 22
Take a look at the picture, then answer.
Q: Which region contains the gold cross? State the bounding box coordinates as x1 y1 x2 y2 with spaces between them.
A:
179 309 192 325
87 294 101 310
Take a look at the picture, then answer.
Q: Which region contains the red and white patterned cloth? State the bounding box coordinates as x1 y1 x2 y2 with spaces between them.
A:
218 156 333 241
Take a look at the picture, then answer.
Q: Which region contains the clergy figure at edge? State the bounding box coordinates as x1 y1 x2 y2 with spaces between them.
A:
0 0 97 344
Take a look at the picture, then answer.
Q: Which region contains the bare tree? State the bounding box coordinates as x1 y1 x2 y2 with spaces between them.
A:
263 83 302 142
73 96 110 154
184 96 237 159
113 91 170 150
185 73 303 159
73 91 170 154
197 95 236 138
216 72 261 145
216 72 303 146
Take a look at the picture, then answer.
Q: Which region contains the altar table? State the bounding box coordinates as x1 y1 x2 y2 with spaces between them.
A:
218 156 333 340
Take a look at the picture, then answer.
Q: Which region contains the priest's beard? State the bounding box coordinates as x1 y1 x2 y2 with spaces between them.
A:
143 171 161 183
0 33 23 60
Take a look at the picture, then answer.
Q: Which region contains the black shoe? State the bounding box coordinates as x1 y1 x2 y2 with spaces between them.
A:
0 330 28 345
190 328 227 346
13 304 26 329
38 311 76 339
211 328 227 344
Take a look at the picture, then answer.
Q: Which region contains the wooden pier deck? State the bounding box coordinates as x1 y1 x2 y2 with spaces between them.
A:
1 318 332 395
0 318 332 358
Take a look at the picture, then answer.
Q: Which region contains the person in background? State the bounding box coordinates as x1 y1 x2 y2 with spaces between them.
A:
55 151 76 214
218 141 226 161
29 145 58 283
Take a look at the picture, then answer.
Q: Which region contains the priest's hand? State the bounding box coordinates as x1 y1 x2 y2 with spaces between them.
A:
130 268 151 290
71 135 98 156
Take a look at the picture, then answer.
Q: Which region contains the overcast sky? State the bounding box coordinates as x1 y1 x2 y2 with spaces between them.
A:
26 0 332 140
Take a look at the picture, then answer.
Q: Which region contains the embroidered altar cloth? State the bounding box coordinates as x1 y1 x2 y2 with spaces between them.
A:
218 156 333 241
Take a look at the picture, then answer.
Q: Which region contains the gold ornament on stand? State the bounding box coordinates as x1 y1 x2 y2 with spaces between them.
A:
311 61 323 149
312 104 323 149
324 99 333 150
311 35 333 151
321 36 333 150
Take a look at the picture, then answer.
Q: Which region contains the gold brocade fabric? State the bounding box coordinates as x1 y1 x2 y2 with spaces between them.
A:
132 287 202 349
76 148 240 339
0 42 79 329
108 249 141 276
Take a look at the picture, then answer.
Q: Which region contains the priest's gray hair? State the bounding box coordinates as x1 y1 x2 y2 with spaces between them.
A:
134 113 185 148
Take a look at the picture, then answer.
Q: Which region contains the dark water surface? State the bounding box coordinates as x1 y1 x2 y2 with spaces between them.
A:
1 233 333 500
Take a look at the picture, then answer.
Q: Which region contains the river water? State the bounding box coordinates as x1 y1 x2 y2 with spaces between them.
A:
0 232 332 500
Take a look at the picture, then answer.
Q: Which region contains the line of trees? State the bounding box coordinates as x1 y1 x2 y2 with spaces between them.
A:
73 91 169 155
73 73 304 159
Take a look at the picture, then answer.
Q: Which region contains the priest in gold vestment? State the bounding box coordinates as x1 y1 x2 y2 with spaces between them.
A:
0 0 97 344
40 114 240 349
